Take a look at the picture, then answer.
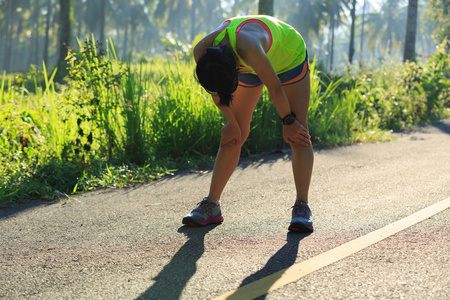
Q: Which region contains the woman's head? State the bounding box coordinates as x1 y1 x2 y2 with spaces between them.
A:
195 45 239 106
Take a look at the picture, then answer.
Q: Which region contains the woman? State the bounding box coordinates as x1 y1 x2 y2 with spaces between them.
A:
182 15 314 232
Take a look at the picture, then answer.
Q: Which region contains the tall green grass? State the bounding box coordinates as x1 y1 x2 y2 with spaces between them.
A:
0 40 449 205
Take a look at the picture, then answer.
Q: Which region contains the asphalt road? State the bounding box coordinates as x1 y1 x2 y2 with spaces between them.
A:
1 121 449 300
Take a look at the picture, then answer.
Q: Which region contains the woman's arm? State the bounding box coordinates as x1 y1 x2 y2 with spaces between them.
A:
236 33 291 119
193 22 239 146
193 22 230 62
236 31 310 146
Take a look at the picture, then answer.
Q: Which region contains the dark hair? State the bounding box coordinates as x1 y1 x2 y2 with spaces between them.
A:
195 45 239 106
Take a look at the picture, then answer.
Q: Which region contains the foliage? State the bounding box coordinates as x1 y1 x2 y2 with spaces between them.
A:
161 32 193 61
354 41 450 130
1 43 449 206
426 0 450 45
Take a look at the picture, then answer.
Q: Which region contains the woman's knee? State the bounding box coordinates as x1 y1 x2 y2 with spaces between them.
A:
239 128 251 146
219 126 249 148
290 140 313 151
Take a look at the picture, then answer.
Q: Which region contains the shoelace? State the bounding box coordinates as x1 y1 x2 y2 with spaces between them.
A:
291 202 310 219
195 199 215 214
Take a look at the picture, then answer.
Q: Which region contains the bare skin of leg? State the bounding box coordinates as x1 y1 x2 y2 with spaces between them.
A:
282 73 313 203
208 85 264 203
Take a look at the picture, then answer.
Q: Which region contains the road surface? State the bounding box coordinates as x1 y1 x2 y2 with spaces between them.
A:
1 121 449 299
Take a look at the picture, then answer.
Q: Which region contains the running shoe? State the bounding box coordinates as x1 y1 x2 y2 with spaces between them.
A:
288 199 314 232
182 197 224 226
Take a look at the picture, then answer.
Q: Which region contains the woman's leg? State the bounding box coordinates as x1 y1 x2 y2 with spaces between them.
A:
208 85 264 203
281 73 313 203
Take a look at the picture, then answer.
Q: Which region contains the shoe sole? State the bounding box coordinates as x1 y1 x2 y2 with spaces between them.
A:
182 216 224 226
288 223 314 233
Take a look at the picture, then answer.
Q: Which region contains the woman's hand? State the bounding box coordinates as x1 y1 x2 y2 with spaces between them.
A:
283 120 311 146
220 123 242 147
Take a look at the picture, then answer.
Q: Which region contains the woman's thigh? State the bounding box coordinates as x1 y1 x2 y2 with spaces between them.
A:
281 72 311 129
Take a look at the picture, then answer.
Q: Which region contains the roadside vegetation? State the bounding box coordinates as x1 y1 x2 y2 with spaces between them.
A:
1 40 449 206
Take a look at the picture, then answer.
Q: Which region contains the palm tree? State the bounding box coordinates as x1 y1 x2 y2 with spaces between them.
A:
329 0 338 70
403 0 418 61
281 0 330 49
54 0 71 81
100 0 106 46
359 0 367 66
154 0 227 41
365 0 407 57
329 0 351 71
3 0 13 72
43 0 53 67
276 0 349 70
348 0 357 64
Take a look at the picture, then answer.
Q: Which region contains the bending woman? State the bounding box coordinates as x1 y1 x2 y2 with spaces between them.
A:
182 15 314 232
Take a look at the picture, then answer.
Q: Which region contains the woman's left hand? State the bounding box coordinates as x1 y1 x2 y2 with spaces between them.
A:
283 120 311 146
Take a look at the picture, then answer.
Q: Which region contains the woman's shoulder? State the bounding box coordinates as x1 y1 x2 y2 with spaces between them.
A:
236 23 270 53
193 22 231 62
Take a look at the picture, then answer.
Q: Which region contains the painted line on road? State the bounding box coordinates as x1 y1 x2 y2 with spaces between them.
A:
213 197 450 300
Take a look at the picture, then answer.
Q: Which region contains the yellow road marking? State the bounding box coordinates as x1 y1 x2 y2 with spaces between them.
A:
213 197 450 300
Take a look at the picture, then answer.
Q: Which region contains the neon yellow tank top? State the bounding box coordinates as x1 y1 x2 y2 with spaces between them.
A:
212 15 307 75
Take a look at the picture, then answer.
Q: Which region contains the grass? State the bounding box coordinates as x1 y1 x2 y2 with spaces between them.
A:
0 39 449 206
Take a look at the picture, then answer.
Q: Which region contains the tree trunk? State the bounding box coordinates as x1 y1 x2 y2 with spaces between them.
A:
359 0 366 66
387 12 393 55
77 0 83 39
258 0 274 16
44 0 52 67
100 0 106 46
403 0 418 62
348 0 357 64
3 0 13 73
122 6 130 60
32 3 41 65
88 1 99 38
330 0 338 71
55 0 71 81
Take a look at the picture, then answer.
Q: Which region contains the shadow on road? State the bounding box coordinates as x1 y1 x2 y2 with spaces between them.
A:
229 232 311 300
136 224 221 300
0 200 57 221
432 120 450 135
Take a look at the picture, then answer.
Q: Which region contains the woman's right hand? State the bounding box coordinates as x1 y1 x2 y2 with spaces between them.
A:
220 123 242 147
282 120 311 146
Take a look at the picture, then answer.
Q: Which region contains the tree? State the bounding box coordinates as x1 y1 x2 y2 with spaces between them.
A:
258 0 274 16
329 0 338 71
3 0 13 73
365 0 407 56
348 0 357 64
43 0 52 67
426 0 450 48
76 0 83 39
55 0 71 81
329 0 351 70
100 0 106 45
31 2 41 66
122 3 130 59
403 0 418 61
359 0 367 66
